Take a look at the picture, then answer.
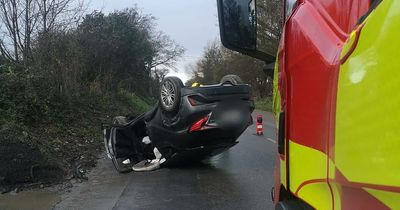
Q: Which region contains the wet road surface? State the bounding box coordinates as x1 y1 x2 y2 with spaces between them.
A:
55 110 277 210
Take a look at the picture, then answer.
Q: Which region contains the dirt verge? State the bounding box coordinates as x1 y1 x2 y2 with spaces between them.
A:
0 123 103 193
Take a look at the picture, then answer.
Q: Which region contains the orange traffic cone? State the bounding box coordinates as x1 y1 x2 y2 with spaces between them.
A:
256 114 263 135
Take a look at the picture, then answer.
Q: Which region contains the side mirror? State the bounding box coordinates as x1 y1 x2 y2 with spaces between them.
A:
217 0 278 62
218 0 257 51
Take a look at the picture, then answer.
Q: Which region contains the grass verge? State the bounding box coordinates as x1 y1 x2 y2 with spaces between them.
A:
255 98 273 112
0 91 151 192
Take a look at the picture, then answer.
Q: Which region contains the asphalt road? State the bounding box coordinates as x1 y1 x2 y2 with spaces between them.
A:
55 110 277 210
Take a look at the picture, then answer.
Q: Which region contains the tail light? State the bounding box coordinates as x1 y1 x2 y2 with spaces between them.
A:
189 115 209 133
188 96 198 106
189 113 215 133
187 95 210 106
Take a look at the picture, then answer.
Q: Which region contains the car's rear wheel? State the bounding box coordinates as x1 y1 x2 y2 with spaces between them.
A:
113 116 128 126
220 74 243 85
159 76 183 112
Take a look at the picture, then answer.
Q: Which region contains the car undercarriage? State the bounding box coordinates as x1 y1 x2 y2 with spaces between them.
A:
104 75 254 172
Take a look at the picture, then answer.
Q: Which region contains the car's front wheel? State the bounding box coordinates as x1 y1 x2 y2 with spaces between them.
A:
159 76 183 113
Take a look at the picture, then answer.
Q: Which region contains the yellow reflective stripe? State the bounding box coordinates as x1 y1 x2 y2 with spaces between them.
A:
298 183 333 210
335 0 400 187
280 158 287 189
339 30 357 61
288 140 332 209
272 56 281 122
289 140 328 192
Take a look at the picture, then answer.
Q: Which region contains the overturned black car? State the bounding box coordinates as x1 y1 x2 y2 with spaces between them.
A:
104 75 254 172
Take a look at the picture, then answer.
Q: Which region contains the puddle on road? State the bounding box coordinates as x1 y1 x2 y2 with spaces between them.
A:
0 190 60 210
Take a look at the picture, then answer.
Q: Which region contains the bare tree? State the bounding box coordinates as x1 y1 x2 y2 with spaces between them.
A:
38 0 86 33
0 0 41 63
0 0 86 63
0 0 22 62
150 32 185 71
23 0 39 62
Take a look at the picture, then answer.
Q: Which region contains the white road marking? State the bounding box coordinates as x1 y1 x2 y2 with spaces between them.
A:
266 138 277 143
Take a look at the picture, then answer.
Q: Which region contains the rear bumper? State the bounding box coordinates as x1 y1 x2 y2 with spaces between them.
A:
147 121 246 151
162 141 238 166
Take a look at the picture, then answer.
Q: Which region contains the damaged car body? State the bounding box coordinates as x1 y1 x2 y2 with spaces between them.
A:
104 75 255 172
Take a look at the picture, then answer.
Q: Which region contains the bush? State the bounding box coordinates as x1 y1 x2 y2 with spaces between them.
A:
0 63 153 187
0 65 47 127
255 98 273 112
0 7 184 188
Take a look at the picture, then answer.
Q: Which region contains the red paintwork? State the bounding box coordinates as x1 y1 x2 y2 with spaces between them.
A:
275 0 369 207
283 0 367 154
339 187 389 210
334 170 390 210
273 157 281 201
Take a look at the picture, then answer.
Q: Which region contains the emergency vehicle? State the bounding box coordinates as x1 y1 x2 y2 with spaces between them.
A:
217 0 400 209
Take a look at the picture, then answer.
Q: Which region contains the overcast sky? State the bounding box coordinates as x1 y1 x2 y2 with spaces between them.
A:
88 0 221 82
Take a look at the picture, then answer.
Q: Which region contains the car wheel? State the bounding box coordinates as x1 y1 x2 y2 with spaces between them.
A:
113 116 128 126
159 76 183 112
220 74 243 85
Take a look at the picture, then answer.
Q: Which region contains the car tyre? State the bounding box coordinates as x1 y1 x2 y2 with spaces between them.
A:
159 76 183 112
220 74 243 85
113 116 128 126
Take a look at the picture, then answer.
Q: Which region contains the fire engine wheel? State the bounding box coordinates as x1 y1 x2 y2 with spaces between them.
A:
159 76 183 112
220 74 243 85
275 199 314 210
